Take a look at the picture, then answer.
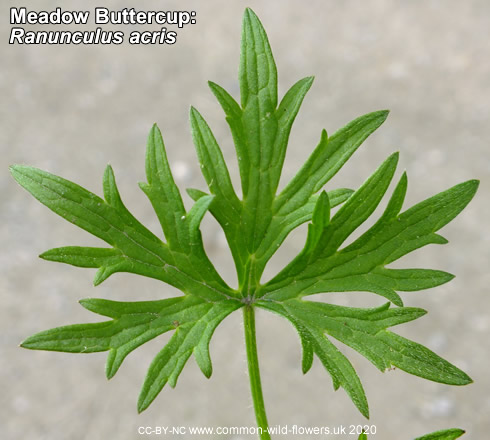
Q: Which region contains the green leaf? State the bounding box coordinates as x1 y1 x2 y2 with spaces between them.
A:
40 246 124 286
274 110 389 217
137 300 239 412
186 194 215 244
10 163 236 302
22 296 240 404
358 432 368 440
138 124 187 251
12 7 477 423
260 300 369 417
189 107 240 217
204 10 316 290
189 106 247 281
314 152 399 257
414 428 465 440
40 246 121 269
261 173 478 306
202 10 384 292
237 8 279 263
274 299 470 385
255 146 475 414
304 191 331 254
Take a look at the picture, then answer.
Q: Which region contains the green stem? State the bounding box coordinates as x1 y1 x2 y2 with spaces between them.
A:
243 306 271 440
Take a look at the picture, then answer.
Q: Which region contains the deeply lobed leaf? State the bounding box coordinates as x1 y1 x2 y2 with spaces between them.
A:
10 151 236 302
260 169 478 306
257 299 370 417
22 295 240 411
11 124 242 411
268 300 470 385
12 7 477 420
200 9 390 292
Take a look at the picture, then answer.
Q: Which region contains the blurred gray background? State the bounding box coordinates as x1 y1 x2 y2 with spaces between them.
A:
2 1 489 439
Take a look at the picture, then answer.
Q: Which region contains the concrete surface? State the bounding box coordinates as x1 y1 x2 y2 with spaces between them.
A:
2 1 489 439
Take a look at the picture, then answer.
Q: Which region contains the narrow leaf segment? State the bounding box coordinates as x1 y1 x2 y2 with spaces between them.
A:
359 428 465 440
414 428 465 440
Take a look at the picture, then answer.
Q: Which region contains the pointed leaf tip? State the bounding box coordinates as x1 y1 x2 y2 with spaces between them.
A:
244 7 257 19
10 164 32 185
189 106 200 119
137 400 145 414
93 267 112 286
150 122 161 133
186 187 208 201
389 151 400 163
463 179 480 196
149 123 159 138
370 109 390 124
312 191 330 228
9 164 19 176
